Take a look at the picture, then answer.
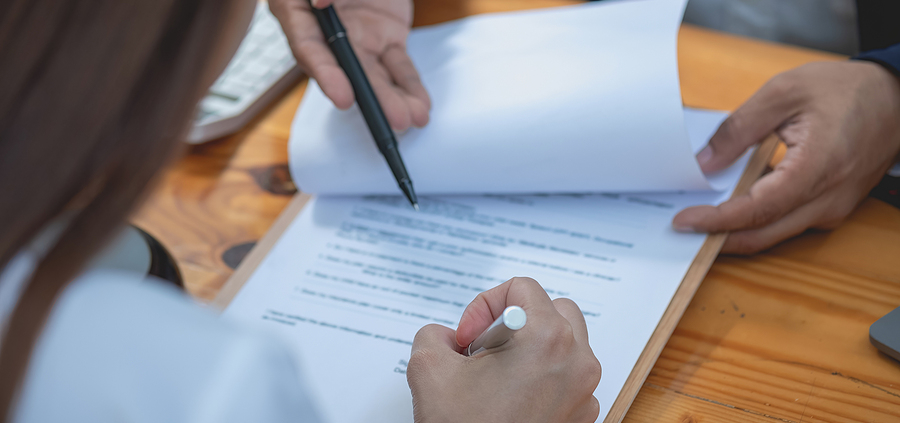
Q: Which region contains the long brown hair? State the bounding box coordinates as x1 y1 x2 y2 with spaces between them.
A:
0 0 242 418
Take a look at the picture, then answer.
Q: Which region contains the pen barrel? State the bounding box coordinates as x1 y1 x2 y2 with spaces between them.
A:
466 306 527 356
309 3 345 38
467 321 516 356
377 141 412 183
311 5 416 205
312 7 396 154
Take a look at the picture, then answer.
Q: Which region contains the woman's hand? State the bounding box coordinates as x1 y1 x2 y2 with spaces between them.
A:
673 61 900 254
270 0 430 131
407 277 602 423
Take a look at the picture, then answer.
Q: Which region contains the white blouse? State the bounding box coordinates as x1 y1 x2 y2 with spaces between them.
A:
0 250 322 423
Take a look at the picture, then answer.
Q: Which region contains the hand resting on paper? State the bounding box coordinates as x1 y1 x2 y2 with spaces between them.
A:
269 0 430 131
407 277 602 423
673 61 900 254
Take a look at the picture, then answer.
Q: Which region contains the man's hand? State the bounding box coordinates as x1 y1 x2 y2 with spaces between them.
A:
407 277 602 423
270 0 430 131
673 61 900 254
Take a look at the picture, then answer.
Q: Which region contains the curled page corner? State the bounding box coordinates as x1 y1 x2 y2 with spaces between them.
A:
681 107 750 194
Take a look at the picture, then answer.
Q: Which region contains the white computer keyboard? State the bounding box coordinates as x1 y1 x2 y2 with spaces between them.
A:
189 2 302 143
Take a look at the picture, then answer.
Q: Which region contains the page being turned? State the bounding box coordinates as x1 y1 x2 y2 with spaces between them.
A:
288 0 711 196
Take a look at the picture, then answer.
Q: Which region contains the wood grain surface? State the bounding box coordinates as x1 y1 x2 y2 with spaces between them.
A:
132 1 900 421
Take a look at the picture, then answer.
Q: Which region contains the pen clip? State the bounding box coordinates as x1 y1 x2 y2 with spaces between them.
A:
326 32 347 44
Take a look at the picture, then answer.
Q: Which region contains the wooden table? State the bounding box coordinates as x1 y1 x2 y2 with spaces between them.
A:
133 1 900 421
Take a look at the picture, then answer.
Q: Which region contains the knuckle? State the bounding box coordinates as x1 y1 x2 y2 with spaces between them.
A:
407 347 439 376
508 276 539 287
410 325 443 356
591 357 602 382
471 290 490 306
765 71 800 98
582 356 603 387
400 70 422 85
552 297 579 311
587 397 601 422
539 319 576 352
573 397 601 423
782 168 828 205
718 113 746 147
508 276 543 297
550 321 575 343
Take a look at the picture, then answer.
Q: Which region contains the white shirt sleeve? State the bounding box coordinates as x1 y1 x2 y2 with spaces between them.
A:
190 330 322 423
12 269 322 423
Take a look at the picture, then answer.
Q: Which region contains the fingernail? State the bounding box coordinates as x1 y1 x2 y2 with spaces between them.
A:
672 224 697 233
696 146 713 167
310 0 321 8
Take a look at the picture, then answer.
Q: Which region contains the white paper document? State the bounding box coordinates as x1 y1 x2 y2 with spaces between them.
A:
224 109 748 423
288 0 720 195
225 1 754 421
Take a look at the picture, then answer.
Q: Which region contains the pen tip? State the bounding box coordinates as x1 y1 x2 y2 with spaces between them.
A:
398 178 419 211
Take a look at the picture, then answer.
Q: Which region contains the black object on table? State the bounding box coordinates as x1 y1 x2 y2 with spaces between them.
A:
134 226 183 290
871 306 900 363
870 174 900 209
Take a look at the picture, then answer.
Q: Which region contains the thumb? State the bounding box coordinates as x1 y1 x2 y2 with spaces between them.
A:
697 74 801 173
408 324 463 390
456 277 553 348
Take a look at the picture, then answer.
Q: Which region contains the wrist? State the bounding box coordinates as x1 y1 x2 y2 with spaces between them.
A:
846 60 900 174
866 63 900 171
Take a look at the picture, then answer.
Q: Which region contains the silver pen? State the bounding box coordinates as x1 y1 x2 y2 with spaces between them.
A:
466 306 527 356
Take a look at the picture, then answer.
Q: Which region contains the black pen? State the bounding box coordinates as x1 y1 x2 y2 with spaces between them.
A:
309 3 419 210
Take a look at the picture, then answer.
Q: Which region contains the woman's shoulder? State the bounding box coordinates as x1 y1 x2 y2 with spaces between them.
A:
38 269 251 361
14 270 321 423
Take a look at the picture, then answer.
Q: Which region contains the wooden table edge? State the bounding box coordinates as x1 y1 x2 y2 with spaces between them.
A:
211 192 312 311
604 135 779 422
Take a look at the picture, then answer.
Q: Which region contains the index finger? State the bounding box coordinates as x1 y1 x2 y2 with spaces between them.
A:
455 277 554 348
698 73 804 174
673 154 822 233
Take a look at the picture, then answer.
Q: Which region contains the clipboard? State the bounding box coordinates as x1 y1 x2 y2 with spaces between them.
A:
212 135 779 423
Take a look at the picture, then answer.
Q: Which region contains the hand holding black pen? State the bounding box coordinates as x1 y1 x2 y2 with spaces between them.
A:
269 0 429 130
307 2 419 209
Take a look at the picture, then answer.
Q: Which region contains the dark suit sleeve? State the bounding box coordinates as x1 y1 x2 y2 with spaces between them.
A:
856 0 900 52
855 44 900 78
854 1 900 77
